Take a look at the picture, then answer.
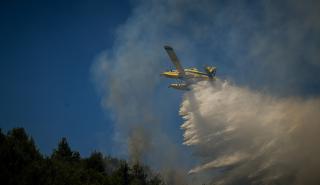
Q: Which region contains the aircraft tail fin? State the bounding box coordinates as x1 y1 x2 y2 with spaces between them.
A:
204 66 216 78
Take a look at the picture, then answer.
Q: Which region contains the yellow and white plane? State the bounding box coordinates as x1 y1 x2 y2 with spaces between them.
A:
161 45 216 90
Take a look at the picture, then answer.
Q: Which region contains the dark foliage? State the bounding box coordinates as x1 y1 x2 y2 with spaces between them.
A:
0 128 164 185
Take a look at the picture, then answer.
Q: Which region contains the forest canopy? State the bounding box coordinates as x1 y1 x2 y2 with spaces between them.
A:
0 128 163 185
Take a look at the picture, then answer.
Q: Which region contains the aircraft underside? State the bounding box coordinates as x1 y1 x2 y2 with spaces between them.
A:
168 77 215 90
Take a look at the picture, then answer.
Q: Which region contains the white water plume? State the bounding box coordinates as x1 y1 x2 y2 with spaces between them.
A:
92 1 320 184
180 80 320 185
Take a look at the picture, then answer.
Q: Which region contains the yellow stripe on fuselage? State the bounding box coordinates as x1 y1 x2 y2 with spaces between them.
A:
161 69 214 80
161 71 180 78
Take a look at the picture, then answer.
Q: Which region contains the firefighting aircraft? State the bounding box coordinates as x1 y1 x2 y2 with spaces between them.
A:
161 45 216 90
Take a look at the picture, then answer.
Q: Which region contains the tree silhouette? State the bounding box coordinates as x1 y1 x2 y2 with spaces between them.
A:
52 137 73 161
0 128 42 185
0 128 165 185
86 151 105 173
131 162 148 185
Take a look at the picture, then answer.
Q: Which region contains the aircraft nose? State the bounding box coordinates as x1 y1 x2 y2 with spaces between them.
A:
160 72 168 76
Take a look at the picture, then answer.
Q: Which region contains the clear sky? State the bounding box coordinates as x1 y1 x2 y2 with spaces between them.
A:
0 0 131 156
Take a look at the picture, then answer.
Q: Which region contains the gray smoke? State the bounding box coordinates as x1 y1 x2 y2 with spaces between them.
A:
91 0 320 184
181 80 320 184
92 51 190 184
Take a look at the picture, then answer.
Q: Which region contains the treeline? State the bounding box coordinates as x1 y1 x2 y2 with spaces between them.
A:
0 128 163 185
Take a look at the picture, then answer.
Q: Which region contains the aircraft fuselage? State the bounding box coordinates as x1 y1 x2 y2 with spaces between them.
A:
161 68 214 81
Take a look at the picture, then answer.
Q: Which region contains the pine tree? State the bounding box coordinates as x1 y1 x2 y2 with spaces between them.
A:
86 151 105 173
51 137 73 161
0 128 165 185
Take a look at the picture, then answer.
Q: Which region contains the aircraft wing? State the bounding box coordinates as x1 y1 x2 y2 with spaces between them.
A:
164 45 185 76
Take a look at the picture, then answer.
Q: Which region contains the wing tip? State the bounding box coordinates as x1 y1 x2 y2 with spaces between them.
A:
164 45 173 50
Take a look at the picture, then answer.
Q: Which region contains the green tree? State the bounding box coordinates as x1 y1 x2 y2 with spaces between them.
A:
0 128 42 185
0 128 165 185
131 162 147 185
85 151 105 173
111 161 130 185
51 137 73 161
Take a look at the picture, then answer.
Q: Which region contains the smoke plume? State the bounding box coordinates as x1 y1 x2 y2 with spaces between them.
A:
91 0 320 184
181 80 320 184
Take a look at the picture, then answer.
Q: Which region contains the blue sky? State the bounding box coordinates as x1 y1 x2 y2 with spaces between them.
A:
0 0 131 156
1 0 319 165
1 1 319 184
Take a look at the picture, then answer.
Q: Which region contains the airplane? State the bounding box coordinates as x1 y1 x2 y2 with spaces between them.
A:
161 45 217 90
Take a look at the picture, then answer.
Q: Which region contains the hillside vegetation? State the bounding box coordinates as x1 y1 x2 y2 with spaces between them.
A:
0 128 163 185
